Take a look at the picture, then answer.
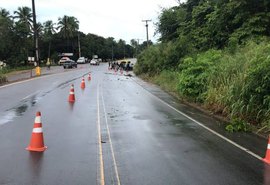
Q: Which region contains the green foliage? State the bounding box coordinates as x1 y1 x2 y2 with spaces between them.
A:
225 118 251 133
156 0 270 50
0 69 7 83
134 35 195 76
157 6 186 42
178 50 222 101
204 40 270 131
0 74 7 84
138 0 270 132
239 43 270 121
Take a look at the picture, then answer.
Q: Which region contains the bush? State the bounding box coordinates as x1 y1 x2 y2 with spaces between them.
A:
225 118 251 133
134 39 193 76
178 50 222 102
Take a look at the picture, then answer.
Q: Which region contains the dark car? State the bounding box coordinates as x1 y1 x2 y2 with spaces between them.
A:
63 60 77 69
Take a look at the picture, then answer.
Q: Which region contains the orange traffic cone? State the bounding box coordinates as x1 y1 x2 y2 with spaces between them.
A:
263 136 270 164
88 73 91 81
68 84 75 102
81 78 85 89
26 111 47 152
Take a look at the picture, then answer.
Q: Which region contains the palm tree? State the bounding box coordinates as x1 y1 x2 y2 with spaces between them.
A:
0 8 10 18
57 15 79 51
0 8 13 28
0 8 14 61
44 20 56 35
13 6 33 32
43 20 56 58
57 15 79 39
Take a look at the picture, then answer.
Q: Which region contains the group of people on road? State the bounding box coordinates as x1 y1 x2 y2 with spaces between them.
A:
108 61 131 72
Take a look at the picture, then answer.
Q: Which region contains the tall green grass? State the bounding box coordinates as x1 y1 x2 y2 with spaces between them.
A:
205 41 270 132
152 70 179 94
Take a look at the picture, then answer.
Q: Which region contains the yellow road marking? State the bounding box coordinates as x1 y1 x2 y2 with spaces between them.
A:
101 86 121 185
97 84 105 185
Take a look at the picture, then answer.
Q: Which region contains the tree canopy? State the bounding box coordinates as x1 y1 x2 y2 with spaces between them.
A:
156 0 270 50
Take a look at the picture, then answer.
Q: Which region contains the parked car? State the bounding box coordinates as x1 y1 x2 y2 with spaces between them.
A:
77 57 86 64
58 57 70 65
90 59 99 65
63 60 77 69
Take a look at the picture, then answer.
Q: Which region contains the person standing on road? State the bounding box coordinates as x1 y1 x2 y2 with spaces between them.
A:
46 59 51 70
108 61 111 69
126 62 130 71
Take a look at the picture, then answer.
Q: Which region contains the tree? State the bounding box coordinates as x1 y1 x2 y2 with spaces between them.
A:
43 20 56 58
0 8 10 18
13 6 33 33
156 6 184 42
0 8 14 61
12 6 33 66
57 15 79 52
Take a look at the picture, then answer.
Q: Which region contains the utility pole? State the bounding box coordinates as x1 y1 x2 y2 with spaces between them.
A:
32 0 39 66
142 19 151 47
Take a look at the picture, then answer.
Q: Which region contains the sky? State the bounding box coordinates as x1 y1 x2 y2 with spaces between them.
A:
1 0 181 44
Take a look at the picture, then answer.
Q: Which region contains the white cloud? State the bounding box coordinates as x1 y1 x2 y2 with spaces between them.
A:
1 0 180 43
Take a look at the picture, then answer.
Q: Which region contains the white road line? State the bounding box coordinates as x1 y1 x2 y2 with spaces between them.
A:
101 85 121 185
97 84 105 185
132 78 263 161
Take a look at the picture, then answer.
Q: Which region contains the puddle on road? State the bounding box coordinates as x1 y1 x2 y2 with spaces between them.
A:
0 111 16 125
15 104 28 116
0 95 39 126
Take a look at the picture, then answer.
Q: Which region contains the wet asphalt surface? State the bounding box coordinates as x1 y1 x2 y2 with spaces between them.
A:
0 63 269 185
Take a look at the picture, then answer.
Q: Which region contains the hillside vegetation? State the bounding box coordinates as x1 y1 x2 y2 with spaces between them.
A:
134 0 270 133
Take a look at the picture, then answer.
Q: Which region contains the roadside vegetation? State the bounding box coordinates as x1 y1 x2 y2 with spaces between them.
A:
0 72 6 84
134 0 270 134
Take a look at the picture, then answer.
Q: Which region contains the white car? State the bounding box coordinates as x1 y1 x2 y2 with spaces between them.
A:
58 57 70 65
90 59 99 65
77 57 86 64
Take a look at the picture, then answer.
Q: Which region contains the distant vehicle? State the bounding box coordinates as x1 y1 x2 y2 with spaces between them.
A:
77 57 86 64
90 59 99 65
58 57 70 65
63 60 77 69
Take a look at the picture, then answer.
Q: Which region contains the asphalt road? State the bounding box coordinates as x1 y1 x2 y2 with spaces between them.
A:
0 62 268 185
